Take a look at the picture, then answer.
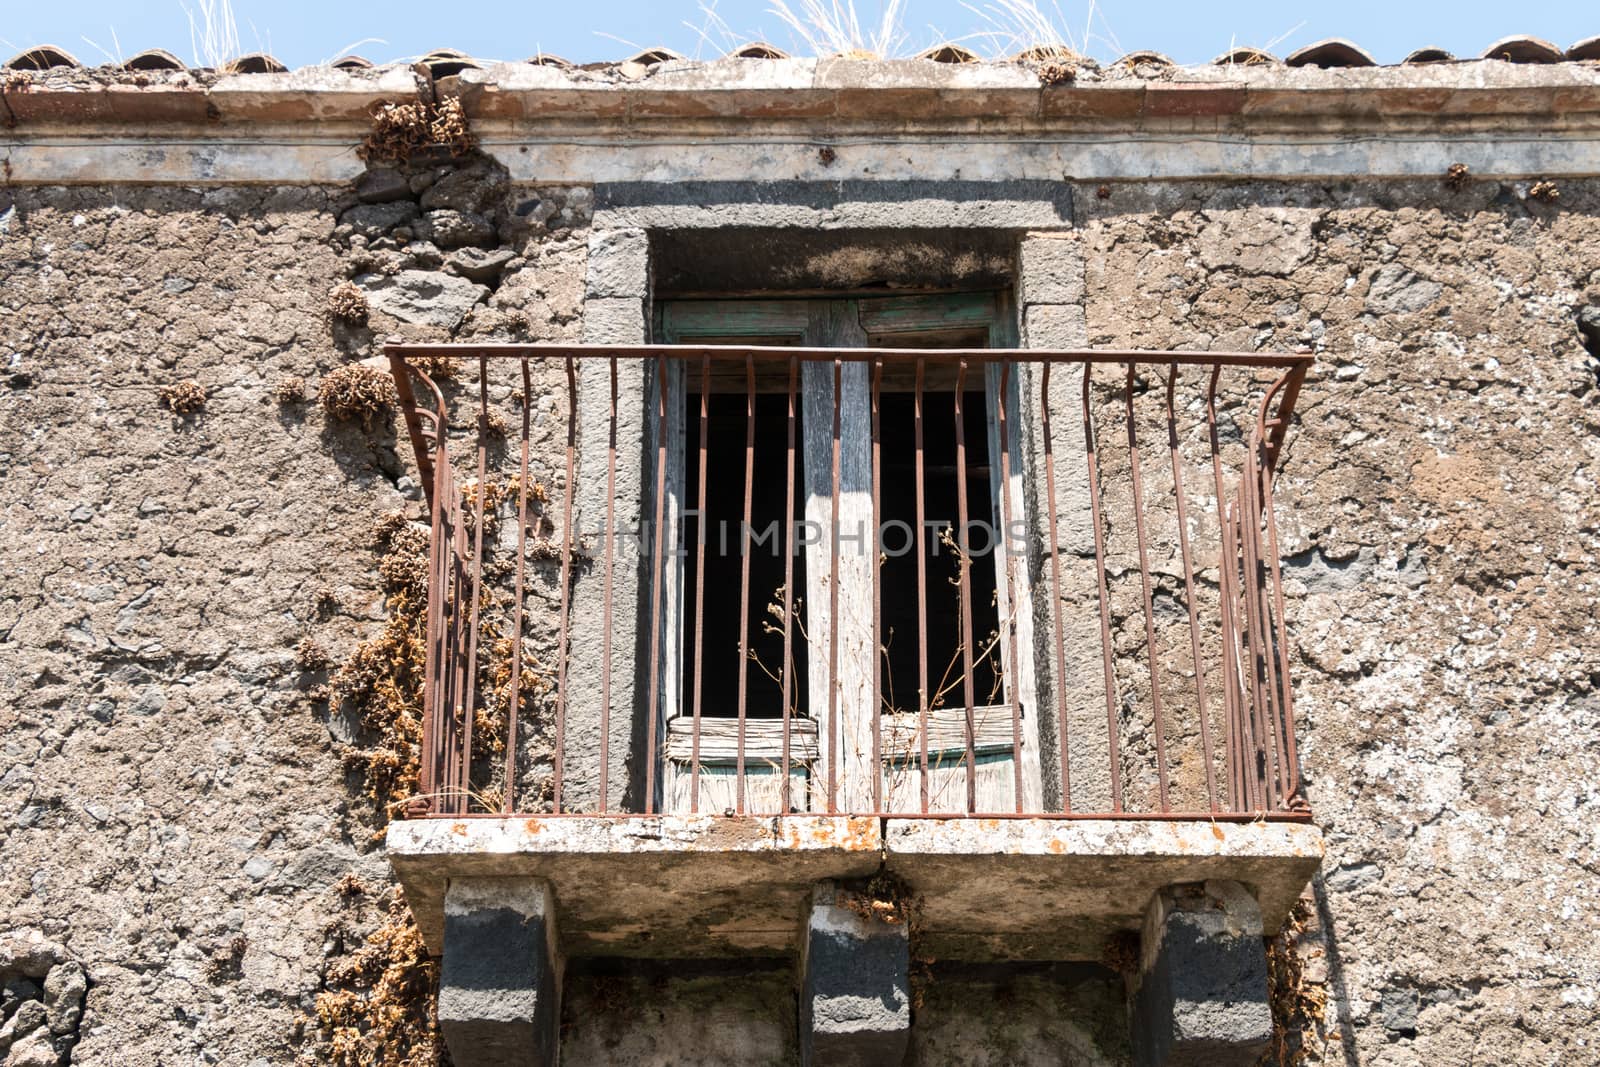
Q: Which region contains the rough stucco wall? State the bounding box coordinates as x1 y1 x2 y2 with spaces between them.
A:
0 177 593 1063
0 184 403 1063
1074 179 1600 1065
910 964 1126 1066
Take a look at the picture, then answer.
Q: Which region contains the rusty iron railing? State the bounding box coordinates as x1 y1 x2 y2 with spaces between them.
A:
386 343 1312 822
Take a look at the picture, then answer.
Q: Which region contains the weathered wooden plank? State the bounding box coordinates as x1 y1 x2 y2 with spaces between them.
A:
661 299 812 338
663 762 810 815
804 301 877 814
662 708 1009 762
986 359 1045 812
857 292 999 333
664 716 820 761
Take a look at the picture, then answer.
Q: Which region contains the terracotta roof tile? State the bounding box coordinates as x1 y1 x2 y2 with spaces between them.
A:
1286 39 1377 68
1115 50 1174 69
4 33 1600 76
625 47 683 66
918 44 981 64
729 42 789 60
1213 47 1279 67
1481 35 1565 62
123 49 186 72
5 44 78 70
223 53 288 74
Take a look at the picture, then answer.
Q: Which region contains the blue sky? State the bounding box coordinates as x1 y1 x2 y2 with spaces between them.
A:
0 0 1592 68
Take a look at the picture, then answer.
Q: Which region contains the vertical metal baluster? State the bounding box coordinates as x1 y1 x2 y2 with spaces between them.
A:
460 357 491 812
1208 366 1252 811
781 357 797 814
422 399 450 810
828 358 842 815
1256 363 1310 799
870 357 884 813
736 355 755 814
1219 501 1249 809
552 357 577 813
644 358 669 815
690 356 709 814
1124 363 1171 812
1238 441 1278 810
1241 436 1285 809
1040 364 1071 812
1165 364 1218 813
1082 365 1122 813
1261 430 1303 809
997 362 1025 812
954 361 977 813
913 359 930 813
446 475 467 814
387 351 437 508
503 360 533 815
599 359 618 813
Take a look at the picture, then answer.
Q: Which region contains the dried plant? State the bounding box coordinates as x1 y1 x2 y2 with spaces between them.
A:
1529 180 1560 204
318 364 397 429
276 376 308 404
306 887 441 1067
205 935 249 981
1264 900 1329 1065
429 96 475 156
834 870 915 926
327 281 370 326
1100 929 1139 975
181 0 240 69
361 96 476 165
159 380 207 414
769 0 909 58
331 515 432 813
410 355 459 381
1037 58 1076 84
960 0 1124 61
296 636 333 671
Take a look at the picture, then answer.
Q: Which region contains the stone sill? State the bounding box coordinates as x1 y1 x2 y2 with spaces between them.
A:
388 815 1322 961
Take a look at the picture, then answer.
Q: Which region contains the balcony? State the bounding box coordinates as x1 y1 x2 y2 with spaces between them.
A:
379 339 1321 1065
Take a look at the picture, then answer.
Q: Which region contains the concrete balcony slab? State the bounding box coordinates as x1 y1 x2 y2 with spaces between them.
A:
884 818 1323 960
389 815 1322 963
388 815 882 957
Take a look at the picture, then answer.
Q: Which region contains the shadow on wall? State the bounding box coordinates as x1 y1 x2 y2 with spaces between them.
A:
1313 876 1363 1066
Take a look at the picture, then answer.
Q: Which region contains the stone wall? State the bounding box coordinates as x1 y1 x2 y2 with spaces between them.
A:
1071 178 1600 1065
0 173 587 1064
3 168 1598 1065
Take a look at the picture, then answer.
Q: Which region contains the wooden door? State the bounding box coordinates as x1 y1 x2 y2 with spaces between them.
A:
656 293 1040 814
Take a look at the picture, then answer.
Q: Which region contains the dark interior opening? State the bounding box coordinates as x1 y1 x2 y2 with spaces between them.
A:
878 390 1002 717
683 386 1002 722
683 391 809 720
